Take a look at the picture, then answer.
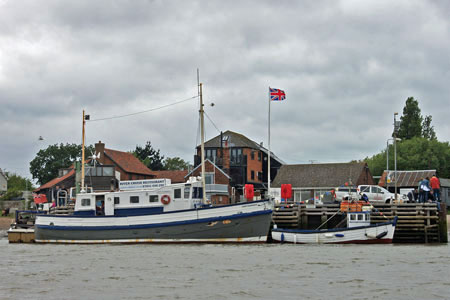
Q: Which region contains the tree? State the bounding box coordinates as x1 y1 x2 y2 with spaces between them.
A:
364 137 450 178
163 157 190 170
0 172 35 200
133 141 165 171
398 97 423 140
30 143 93 185
422 115 437 140
5 172 34 191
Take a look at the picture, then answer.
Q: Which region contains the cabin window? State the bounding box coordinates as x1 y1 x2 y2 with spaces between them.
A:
193 187 203 199
350 214 356 221
81 198 91 206
184 187 190 199
149 195 158 203
130 196 139 203
114 197 120 204
358 214 364 221
174 189 181 199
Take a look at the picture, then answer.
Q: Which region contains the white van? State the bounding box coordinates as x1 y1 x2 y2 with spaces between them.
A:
358 185 407 204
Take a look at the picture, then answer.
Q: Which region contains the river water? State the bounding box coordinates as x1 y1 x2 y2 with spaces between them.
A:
1 231 449 300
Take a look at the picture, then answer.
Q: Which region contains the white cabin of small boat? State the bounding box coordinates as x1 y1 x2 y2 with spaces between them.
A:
347 211 371 228
74 177 204 217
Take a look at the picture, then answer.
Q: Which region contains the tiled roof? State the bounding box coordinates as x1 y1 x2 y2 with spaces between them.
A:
204 130 261 149
104 148 154 176
34 169 75 192
202 130 285 164
378 170 436 187
152 170 188 183
272 162 370 188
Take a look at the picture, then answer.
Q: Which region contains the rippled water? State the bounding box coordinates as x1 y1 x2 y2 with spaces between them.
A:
1 231 449 300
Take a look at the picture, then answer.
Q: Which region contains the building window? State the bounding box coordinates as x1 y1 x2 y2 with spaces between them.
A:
258 172 262 181
230 148 242 164
206 149 217 162
114 197 120 204
251 151 255 160
251 170 255 180
258 151 261 161
174 189 181 199
205 173 214 184
130 196 139 203
81 199 91 206
149 195 158 203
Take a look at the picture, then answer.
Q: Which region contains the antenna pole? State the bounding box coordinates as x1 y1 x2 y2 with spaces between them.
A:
199 83 207 204
81 110 86 192
268 87 271 197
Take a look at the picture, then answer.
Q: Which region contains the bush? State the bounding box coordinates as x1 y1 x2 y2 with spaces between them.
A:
0 188 22 201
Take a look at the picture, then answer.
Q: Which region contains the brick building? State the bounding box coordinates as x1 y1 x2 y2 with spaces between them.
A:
194 130 284 200
186 159 231 205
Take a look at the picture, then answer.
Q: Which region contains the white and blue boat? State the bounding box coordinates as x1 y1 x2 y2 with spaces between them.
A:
271 211 397 244
35 177 273 244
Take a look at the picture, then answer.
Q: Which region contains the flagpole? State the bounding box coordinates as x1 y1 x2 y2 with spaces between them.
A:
268 87 271 198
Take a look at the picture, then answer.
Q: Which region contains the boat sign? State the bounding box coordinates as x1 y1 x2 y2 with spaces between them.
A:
119 179 171 190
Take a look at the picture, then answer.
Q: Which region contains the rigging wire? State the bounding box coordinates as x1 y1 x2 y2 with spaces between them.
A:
204 111 221 133
87 95 198 122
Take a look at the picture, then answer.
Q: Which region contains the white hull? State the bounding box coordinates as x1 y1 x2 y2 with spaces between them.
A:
272 220 397 244
35 200 273 243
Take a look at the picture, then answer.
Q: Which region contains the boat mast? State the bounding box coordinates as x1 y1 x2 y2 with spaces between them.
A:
199 83 207 204
81 110 86 192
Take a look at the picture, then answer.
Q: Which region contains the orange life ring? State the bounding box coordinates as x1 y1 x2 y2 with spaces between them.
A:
161 195 171 205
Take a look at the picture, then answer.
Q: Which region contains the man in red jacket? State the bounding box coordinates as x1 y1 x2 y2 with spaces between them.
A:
430 174 441 202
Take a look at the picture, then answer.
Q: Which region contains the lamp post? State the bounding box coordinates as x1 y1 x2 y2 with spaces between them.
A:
386 138 394 190
393 113 400 201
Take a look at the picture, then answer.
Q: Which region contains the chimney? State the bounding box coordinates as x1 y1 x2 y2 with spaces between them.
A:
95 141 105 164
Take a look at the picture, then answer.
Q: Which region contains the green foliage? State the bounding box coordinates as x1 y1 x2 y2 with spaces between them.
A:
5 172 34 191
0 172 34 201
133 141 165 171
29 143 94 185
422 115 437 140
398 97 423 140
0 188 22 201
365 137 450 178
163 157 190 171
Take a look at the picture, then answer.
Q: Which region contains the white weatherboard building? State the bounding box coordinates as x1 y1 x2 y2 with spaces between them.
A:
0 168 7 193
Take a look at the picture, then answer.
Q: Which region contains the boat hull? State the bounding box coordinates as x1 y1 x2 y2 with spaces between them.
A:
35 201 272 244
271 220 396 244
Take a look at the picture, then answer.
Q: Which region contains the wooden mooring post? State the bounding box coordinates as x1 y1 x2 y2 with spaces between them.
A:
272 202 448 243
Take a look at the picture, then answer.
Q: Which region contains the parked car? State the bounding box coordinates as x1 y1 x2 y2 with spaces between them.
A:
334 186 360 201
358 185 407 204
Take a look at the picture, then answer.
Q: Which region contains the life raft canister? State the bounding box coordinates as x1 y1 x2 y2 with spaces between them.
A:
161 195 171 205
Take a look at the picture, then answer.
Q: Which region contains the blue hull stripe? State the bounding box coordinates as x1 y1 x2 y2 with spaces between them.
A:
36 209 272 231
41 200 270 219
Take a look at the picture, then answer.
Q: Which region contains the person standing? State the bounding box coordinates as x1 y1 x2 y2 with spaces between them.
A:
421 177 431 202
430 174 441 203
417 179 423 203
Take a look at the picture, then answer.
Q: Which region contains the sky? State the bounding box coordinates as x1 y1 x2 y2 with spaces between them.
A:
1 0 449 181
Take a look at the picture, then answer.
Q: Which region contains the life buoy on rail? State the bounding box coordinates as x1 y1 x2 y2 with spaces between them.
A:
161 195 171 205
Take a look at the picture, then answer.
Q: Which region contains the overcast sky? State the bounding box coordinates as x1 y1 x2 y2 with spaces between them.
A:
1 0 449 181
